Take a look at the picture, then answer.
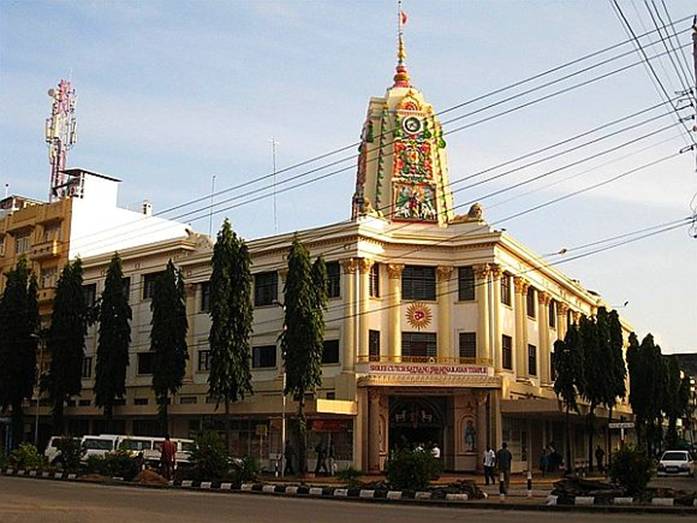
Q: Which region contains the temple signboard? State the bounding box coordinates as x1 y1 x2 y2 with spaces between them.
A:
366 362 493 377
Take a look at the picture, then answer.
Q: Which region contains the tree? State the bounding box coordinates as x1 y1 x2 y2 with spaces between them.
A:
208 219 253 450
150 259 188 433
553 323 584 474
606 310 626 462
0 258 39 447
45 259 88 435
280 238 327 475
663 356 689 449
94 252 132 432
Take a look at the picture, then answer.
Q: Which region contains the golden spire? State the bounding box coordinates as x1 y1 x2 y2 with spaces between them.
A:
393 1 410 88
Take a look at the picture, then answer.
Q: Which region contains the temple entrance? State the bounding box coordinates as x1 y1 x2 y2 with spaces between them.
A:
388 396 446 453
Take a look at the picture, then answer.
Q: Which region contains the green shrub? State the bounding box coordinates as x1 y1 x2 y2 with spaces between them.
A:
0 452 7 469
336 466 362 487
87 452 140 481
9 443 44 469
189 431 230 482
230 455 258 484
609 445 654 496
385 448 441 491
54 438 83 472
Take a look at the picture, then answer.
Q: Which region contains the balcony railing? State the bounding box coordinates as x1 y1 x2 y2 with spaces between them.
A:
30 239 61 260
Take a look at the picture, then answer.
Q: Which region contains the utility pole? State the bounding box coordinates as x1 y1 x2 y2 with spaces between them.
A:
269 138 279 234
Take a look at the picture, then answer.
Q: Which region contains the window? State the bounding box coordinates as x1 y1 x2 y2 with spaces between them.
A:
548 300 556 328
134 398 149 406
15 233 31 255
502 335 513 370
369 330 380 361
322 340 340 364
402 332 437 359
458 332 477 360
78 399 91 407
457 266 475 301
180 396 198 405
252 345 277 368
137 352 155 375
526 287 536 318
369 263 380 297
83 283 97 308
121 277 131 303
254 271 278 306
528 344 537 376
402 266 436 301
200 281 211 312
326 262 340 298
82 357 93 379
501 273 512 306
143 271 165 300
41 267 57 289
43 224 61 242
198 350 210 372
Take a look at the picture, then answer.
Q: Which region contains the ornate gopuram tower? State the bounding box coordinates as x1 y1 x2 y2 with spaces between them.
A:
351 19 455 227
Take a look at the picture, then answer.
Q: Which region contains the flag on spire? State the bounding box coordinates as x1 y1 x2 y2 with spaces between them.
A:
400 11 408 26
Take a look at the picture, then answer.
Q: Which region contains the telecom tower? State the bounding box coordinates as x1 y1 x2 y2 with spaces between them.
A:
45 79 77 201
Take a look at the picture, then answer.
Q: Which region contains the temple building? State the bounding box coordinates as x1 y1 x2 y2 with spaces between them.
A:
23 26 633 473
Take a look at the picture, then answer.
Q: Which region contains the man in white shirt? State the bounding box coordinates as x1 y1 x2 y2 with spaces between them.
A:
483 446 496 485
431 443 441 459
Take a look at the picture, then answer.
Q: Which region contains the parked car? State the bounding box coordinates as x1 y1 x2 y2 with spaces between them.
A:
44 436 81 466
657 450 695 477
80 435 120 461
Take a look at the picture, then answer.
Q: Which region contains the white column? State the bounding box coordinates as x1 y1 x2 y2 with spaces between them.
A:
475 264 491 363
341 259 357 369
436 266 453 359
387 264 404 362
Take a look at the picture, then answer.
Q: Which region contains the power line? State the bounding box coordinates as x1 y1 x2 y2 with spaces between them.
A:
657 0 695 83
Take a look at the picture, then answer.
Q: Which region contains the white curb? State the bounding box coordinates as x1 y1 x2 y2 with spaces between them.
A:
17 470 25 475
613 497 634 505
333 488 348 497
29 470 37 477
545 495 558 505
240 483 253 491
309 487 323 496
220 482 233 490
6 469 14 475
574 496 594 505
53 473 63 479
414 491 432 500
359 489 374 498
386 491 402 500
262 485 275 493
651 497 674 506
181 480 193 488
445 493 468 501
285 486 298 495
200 482 212 489
41 472 50 478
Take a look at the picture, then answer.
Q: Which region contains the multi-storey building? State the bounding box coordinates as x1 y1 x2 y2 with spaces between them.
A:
38 37 634 473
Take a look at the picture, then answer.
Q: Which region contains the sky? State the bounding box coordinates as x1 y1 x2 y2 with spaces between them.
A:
1 0 696 353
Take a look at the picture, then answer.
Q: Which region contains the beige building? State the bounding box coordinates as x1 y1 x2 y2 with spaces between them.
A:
26 34 633 473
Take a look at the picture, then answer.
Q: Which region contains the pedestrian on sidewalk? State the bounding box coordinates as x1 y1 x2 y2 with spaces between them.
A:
496 442 512 493
539 446 549 477
159 434 177 480
284 441 295 476
595 445 605 473
314 441 329 475
483 446 496 485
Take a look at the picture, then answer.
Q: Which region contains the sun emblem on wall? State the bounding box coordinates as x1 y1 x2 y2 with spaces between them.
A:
406 302 432 330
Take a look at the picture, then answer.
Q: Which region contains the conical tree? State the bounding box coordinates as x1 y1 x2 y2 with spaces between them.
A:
553 322 584 474
606 309 626 461
281 238 327 475
150 259 188 433
208 219 253 450
95 252 132 432
45 259 88 435
0 257 39 447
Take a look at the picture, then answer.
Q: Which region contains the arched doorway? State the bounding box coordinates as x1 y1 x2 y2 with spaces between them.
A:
388 396 446 452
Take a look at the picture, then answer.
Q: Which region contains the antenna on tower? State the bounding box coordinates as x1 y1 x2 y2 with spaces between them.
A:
45 79 77 202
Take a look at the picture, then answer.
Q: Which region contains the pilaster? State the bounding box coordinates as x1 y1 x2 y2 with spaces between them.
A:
513 276 530 376
537 291 551 383
557 303 569 340
357 258 374 362
368 388 382 472
341 258 358 369
474 264 490 363
184 282 197 383
490 264 502 369
436 265 454 359
387 264 404 361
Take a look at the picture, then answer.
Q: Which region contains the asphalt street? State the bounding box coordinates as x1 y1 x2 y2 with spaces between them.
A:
0 476 694 523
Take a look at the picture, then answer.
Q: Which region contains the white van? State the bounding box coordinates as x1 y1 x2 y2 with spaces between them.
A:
81 435 119 461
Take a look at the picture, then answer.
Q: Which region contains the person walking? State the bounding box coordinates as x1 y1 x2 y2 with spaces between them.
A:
160 434 177 480
595 445 605 473
284 440 295 476
314 441 329 475
496 442 513 493
483 446 496 485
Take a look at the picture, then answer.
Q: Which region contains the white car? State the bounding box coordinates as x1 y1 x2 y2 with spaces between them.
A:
657 450 695 477
44 436 81 466
81 435 119 461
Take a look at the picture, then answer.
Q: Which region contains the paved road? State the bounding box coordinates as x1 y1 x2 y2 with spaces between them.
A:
0 476 692 523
